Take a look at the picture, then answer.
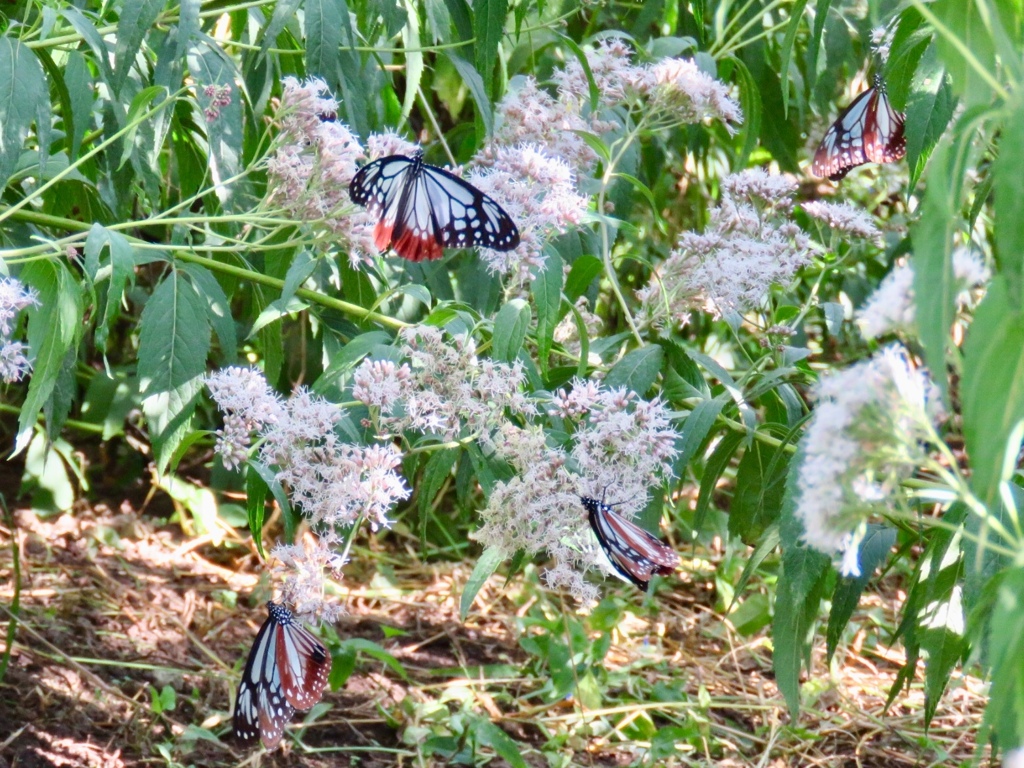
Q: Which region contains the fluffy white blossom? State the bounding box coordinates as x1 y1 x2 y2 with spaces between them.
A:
639 57 743 131
856 249 990 340
801 200 880 239
468 145 588 280
637 169 810 326
206 367 411 618
795 346 943 576
0 277 40 384
473 381 679 602
353 325 535 439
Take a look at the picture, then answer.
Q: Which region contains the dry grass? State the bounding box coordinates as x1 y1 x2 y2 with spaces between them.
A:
0 497 991 768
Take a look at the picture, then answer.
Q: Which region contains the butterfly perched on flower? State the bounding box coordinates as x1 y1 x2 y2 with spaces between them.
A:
582 496 679 591
812 74 906 181
233 601 332 749
348 149 520 262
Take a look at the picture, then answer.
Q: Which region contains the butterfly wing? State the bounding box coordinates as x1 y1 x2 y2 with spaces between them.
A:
234 610 294 749
812 87 876 181
862 87 906 165
420 165 520 253
349 155 417 255
349 152 520 261
275 620 332 711
583 497 679 591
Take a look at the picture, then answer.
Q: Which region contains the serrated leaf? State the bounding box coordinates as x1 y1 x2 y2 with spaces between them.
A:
444 52 493 138
139 271 211 473
113 0 164 94
246 463 269 559
730 441 789 545
473 719 527 768
994 97 1024 305
912 138 959 402
604 345 662 396
400 0 423 121
248 460 294 550
905 50 956 192
119 85 167 169
181 263 237 364
418 448 459 516
693 430 742 533
461 546 505 620
532 247 563 373
473 0 507 98
779 0 808 117
187 43 243 208
83 224 140 351
962 277 1024 510
0 36 50 190
675 397 725 471
260 0 303 57
492 299 531 362
305 0 351 81
826 525 896 662
16 261 84 455
564 254 602 301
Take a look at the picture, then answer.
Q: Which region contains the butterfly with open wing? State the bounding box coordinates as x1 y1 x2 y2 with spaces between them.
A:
582 496 680 591
348 149 521 262
233 602 332 749
812 74 906 181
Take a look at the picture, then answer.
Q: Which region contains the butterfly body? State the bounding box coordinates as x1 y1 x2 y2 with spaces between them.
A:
349 149 520 262
582 496 679 591
234 602 331 749
812 75 906 181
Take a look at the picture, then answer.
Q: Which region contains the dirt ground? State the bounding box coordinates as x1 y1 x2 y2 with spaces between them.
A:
0 478 990 768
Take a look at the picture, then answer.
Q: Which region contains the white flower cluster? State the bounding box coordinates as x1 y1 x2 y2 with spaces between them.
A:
206 367 411 619
473 380 679 603
0 277 39 383
352 324 535 439
795 346 943 576
856 248 990 340
636 169 812 326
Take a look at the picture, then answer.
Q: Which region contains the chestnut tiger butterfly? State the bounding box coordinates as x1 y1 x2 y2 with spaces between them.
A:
582 496 680 591
348 149 520 262
812 74 906 181
233 602 331 749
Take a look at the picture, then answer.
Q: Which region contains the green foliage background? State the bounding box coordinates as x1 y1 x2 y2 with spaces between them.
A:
2 0 1024 763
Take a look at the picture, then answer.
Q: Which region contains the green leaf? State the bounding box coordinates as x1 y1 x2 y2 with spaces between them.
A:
961 277 1024 510
604 345 663 396
187 43 244 208
778 0 808 117
248 460 295 548
444 51 494 138
113 0 164 94
138 271 211 473
314 331 394 393
983 568 1024 749
492 299 531 363
473 719 527 768
905 50 956 192
305 0 348 80
558 34 599 113
774 442 831 716
564 254 602 302
418 448 459 516
337 637 409 681
994 96 1024 306
400 1 423 123
246 464 269 559
825 525 896 662
261 0 303 57
693 430 743 533
0 36 50 190
675 397 725 471
532 247 563 373
118 85 167 169
912 139 960 401
730 441 789 545
460 546 505 620
17 261 84 455
180 264 237 364
473 0 507 98
83 224 140 351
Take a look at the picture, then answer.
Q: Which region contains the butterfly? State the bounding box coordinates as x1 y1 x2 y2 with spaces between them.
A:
812 74 906 181
582 496 679 591
233 601 332 749
348 149 520 262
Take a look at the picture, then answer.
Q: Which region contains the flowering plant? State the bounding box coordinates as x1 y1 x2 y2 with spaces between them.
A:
1 1 1023 763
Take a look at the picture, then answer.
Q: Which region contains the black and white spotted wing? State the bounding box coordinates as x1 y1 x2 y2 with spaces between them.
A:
812 74 906 181
233 602 332 749
349 150 520 262
582 496 679 592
